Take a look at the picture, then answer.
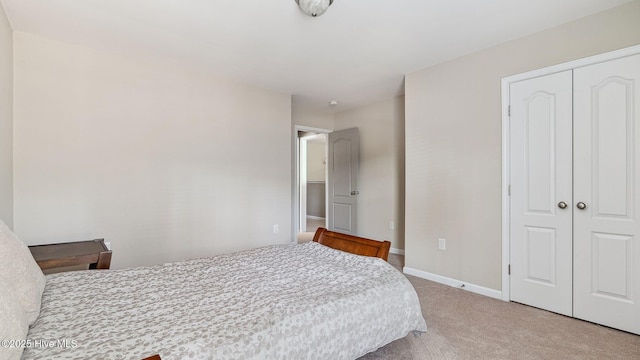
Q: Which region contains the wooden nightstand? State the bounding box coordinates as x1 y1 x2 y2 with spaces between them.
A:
28 239 112 272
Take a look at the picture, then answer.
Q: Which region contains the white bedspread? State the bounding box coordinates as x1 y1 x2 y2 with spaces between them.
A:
23 242 427 360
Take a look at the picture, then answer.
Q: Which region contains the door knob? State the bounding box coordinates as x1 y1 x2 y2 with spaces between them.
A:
576 202 587 210
558 201 568 209
350 190 359 196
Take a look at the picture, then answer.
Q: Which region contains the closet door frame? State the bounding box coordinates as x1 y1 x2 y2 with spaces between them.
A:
500 44 640 302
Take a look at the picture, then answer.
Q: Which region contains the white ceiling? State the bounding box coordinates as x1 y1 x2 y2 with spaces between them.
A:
0 0 632 113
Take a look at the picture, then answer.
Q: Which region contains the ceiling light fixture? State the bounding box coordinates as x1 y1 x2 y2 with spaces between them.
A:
295 0 334 17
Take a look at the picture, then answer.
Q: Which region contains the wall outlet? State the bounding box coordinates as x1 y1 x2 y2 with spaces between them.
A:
389 221 395 230
273 224 279 234
438 238 446 251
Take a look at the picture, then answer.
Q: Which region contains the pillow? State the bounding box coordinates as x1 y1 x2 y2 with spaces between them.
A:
0 275 29 360
0 220 46 324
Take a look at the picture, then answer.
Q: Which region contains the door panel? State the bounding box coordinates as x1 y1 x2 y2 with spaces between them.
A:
525 93 555 214
524 226 557 285
333 203 352 231
592 77 633 218
332 139 352 196
510 70 573 316
573 54 640 334
591 233 633 300
327 128 359 235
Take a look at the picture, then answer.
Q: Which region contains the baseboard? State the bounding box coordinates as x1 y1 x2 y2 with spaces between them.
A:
403 267 503 300
306 215 325 220
390 248 405 256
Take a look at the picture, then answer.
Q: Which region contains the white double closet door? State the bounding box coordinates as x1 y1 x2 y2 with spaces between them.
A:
509 53 640 335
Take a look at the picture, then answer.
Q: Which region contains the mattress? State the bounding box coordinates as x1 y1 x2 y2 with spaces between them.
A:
23 241 427 360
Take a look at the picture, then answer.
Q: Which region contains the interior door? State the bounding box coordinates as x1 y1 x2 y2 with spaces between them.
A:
509 70 573 316
573 53 640 334
327 128 359 235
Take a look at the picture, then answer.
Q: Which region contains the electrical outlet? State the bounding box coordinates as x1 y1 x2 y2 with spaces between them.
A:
438 238 446 251
273 224 279 234
389 221 395 230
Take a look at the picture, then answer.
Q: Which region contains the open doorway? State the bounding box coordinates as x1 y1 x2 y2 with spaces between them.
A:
296 127 329 242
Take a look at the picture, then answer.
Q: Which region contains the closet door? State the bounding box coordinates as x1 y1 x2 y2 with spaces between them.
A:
509 71 573 316
573 54 640 335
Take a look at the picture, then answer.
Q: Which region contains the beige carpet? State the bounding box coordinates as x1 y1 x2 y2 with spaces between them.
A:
306 217 325 234
297 217 326 243
359 254 640 360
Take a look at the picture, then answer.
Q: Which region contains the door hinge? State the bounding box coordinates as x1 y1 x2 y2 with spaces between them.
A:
508 105 511 117
508 185 511 196
508 264 511 275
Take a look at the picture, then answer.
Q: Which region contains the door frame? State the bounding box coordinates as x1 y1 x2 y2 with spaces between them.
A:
293 125 331 241
500 44 640 302
299 133 328 232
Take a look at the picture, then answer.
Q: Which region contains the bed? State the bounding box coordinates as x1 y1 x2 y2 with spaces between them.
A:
0 223 427 360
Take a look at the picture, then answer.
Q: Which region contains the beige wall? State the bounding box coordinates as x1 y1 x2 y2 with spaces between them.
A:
405 1 640 291
291 107 334 131
0 3 12 228
306 140 326 182
13 32 292 269
334 96 405 250
306 138 326 219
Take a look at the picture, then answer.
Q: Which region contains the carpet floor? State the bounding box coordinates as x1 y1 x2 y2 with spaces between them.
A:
359 254 640 360
297 217 326 243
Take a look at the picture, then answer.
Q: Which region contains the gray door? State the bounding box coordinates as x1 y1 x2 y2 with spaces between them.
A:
328 128 359 235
